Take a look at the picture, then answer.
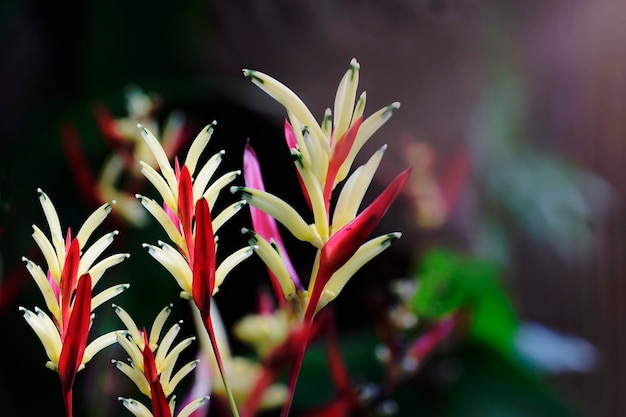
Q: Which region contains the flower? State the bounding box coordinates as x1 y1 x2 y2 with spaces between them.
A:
113 304 209 417
136 122 251 301
137 122 253 416
236 59 409 320
20 189 129 416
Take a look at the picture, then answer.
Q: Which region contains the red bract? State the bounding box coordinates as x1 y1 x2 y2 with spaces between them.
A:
192 198 216 322
60 239 81 337
58 273 92 417
323 117 363 212
143 331 173 417
304 168 411 322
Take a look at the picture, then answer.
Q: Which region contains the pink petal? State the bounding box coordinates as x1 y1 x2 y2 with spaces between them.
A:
244 142 302 295
178 165 195 262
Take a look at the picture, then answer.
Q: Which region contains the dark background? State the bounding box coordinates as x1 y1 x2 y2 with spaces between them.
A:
1 1 625 416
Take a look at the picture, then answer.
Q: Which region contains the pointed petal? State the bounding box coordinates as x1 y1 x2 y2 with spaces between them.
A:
78 231 118 276
233 186 321 247
176 396 209 417
140 161 177 212
83 331 118 364
19 306 62 365
243 69 326 146
332 145 386 232
31 225 61 281
136 195 185 249
244 229 297 298
119 397 154 417
91 283 129 311
37 189 66 263
192 150 224 202
202 170 241 209
22 257 61 320
305 169 410 321
139 124 178 200
214 245 254 291
319 233 401 310
333 58 360 140
184 122 216 176
76 202 113 249
337 102 400 182
149 304 173 349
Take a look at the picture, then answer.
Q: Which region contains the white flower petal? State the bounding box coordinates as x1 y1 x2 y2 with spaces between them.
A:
114 304 143 347
136 195 184 249
176 396 209 417
139 124 178 199
83 331 118 364
202 170 241 209
22 257 60 320
192 150 224 203
159 337 195 386
155 323 181 368
319 232 401 310
31 225 61 281
37 189 66 265
149 304 173 350
119 397 153 417
244 229 295 298
79 231 118 275
243 69 326 146
20 306 62 365
76 202 113 249
337 102 399 182
212 200 246 233
116 332 145 370
140 161 177 212
333 58 360 140
214 246 254 291
92 284 129 311
88 253 130 288
332 145 386 232
184 122 216 176
233 187 322 247
162 360 198 398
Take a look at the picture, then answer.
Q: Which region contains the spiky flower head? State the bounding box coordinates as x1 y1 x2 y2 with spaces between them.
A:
238 59 409 319
20 190 129 415
114 305 209 417
136 122 252 301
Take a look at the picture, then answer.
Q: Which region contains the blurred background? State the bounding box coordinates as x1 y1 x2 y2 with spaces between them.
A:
0 0 625 416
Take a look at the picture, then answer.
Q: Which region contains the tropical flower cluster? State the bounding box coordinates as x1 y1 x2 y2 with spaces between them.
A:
20 190 129 416
238 58 409 322
20 59 410 417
